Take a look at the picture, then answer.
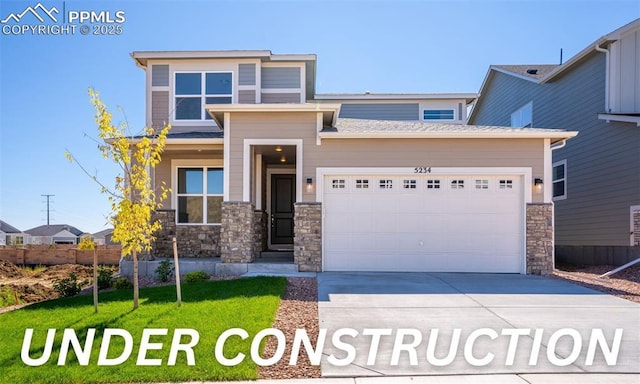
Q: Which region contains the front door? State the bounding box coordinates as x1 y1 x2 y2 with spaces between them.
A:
271 174 295 245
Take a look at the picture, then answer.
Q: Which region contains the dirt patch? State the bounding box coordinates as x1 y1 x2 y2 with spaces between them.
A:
553 264 640 304
0 260 114 312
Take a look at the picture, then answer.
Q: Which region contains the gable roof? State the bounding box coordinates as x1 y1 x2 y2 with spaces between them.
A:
320 118 577 144
470 18 640 123
93 228 113 238
0 220 21 233
25 224 84 237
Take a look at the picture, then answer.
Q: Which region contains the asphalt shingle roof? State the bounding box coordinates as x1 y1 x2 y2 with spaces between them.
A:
0 220 21 233
25 224 84 237
492 65 559 80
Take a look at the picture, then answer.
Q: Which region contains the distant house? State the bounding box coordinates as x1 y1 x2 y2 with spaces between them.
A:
25 224 85 245
93 228 115 245
0 220 28 246
469 19 640 265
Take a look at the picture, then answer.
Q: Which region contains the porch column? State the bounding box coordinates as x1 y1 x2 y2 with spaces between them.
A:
294 202 322 272
526 203 554 275
220 201 257 263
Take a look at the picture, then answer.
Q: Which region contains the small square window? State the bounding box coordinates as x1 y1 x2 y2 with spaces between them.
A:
332 179 346 189
355 179 369 189
379 179 393 189
403 179 417 189
475 179 489 189
426 179 441 189
499 180 513 189
451 180 464 189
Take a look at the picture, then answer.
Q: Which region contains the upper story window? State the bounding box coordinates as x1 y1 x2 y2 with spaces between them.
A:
175 72 232 121
511 102 532 128
552 160 567 200
423 109 454 121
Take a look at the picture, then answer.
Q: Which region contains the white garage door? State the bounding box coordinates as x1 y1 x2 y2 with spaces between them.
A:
323 174 524 273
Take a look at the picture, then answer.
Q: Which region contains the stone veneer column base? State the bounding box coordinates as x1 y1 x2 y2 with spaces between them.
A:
220 202 257 263
151 210 221 258
294 202 322 272
526 203 554 275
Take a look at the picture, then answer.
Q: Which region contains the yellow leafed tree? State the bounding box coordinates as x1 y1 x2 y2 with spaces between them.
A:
66 88 170 309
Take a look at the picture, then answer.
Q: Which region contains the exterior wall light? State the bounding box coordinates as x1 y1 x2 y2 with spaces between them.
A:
275 146 283 152
306 177 314 193
534 178 543 192
280 155 286 163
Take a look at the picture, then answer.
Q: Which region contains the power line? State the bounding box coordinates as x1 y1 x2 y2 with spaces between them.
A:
41 194 55 226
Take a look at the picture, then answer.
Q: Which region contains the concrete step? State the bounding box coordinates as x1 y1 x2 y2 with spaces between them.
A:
248 262 298 273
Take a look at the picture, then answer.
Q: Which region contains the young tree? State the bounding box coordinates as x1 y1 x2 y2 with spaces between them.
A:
78 235 98 313
66 88 170 309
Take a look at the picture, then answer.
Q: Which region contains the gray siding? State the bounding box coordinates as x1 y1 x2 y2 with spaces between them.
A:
238 64 256 86
238 89 256 104
261 92 300 103
151 91 169 128
261 67 300 89
339 103 419 120
151 65 169 87
471 53 640 246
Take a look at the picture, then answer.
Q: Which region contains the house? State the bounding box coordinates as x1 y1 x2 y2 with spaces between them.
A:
93 228 115 245
468 18 640 265
25 224 85 245
0 220 28 246
130 49 576 275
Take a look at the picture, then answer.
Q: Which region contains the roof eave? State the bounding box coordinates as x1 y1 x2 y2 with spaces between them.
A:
319 131 578 144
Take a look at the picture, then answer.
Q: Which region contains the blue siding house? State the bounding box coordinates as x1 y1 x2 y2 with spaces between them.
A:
469 18 640 265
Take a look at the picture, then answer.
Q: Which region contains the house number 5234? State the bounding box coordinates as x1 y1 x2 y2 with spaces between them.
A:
414 167 432 174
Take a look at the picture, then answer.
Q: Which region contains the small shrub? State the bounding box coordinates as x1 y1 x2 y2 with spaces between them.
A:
78 236 96 250
97 267 114 290
155 259 174 282
114 277 133 290
184 271 210 283
53 273 85 297
0 287 22 307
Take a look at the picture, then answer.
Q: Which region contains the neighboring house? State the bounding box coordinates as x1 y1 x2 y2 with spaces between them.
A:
25 224 85 245
93 228 115 245
469 18 640 265
0 220 28 246
131 49 576 275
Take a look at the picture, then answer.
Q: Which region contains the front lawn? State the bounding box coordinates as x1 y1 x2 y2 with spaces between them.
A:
0 276 287 384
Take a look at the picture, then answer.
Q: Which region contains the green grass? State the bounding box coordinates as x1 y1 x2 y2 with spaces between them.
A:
0 276 287 384
0 286 22 307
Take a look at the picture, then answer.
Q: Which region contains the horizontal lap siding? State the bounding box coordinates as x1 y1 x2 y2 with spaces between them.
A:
238 64 256 86
238 90 256 104
339 103 419 120
471 53 640 246
151 91 169 128
261 67 301 88
261 93 301 103
228 112 544 203
151 65 169 86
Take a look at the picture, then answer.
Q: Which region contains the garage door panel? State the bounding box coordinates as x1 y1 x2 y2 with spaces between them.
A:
323 174 524 273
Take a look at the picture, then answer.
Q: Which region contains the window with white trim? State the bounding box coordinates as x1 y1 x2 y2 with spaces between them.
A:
499 179 514 189
175 72 232 120
426 179 441 189
332 179 346 189
355 179 369 189
379 179 393 189
177 168 223 224
423 109 454 121
451 179 464 189
552 160 567 200
475 179 489 189
403 179 417 189
511 102 532 128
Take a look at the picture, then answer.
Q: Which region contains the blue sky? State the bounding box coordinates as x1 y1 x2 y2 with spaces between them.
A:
0 0 638 234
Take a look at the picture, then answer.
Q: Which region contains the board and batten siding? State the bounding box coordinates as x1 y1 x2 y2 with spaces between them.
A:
471 52 640 246
339 103 419 120
227 112 545 203
151 91 169 128
261 67 301 89
609 28 640 113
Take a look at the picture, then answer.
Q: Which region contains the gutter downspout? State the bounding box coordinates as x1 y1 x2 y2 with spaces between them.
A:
550 139 567 151
594 43 610 113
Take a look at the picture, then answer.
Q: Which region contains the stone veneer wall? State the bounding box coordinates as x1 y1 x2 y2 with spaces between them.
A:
151 210 221 258
254 210 268 254
220 202 257 263
526 203 554 275
294 202 322 272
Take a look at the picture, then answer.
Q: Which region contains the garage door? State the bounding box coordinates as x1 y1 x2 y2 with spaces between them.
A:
323 174 524 273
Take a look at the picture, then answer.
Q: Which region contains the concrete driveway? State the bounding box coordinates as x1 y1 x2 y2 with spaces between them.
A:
317 272 640 377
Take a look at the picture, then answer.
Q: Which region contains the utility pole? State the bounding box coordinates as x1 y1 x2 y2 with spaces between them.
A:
41 194 55 226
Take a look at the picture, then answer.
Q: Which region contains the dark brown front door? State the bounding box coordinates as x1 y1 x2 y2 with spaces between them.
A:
271 174 295 245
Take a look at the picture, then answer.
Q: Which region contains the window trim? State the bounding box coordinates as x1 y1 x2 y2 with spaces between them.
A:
422 109 455 121
172 159 224 225
173 71 234 122
552 159 567 200
511 101 533 128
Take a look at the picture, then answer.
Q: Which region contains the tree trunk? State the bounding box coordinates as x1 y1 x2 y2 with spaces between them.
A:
93 248 98 313
133 249 139 309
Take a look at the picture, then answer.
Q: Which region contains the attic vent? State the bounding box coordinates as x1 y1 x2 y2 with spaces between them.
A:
526 68 538 75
